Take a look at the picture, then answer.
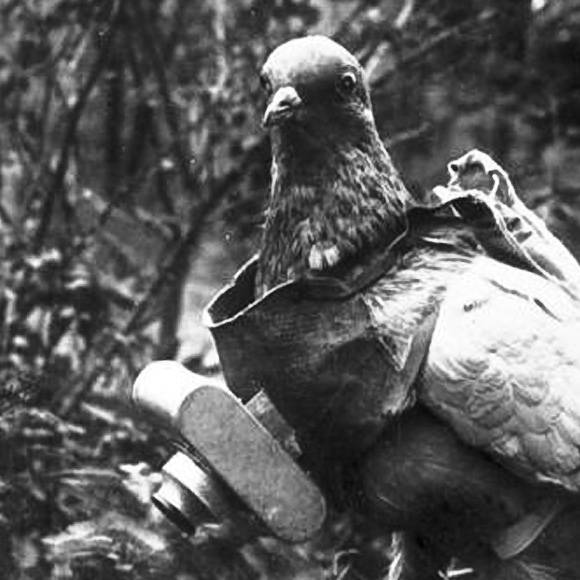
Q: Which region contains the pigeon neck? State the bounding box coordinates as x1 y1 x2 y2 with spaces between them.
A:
256 128 414 294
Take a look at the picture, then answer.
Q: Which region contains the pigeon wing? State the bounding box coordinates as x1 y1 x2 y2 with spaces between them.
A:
422 255 580 492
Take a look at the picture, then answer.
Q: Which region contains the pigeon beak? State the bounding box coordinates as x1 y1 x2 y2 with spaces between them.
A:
262 86 303 128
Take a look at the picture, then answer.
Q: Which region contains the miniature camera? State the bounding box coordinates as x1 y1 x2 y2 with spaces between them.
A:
132 361 326 542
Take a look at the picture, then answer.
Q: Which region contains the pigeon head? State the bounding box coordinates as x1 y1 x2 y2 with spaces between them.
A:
260 36 374 141
256 36 413 295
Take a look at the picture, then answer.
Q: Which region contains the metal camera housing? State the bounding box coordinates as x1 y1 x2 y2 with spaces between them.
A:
132 361 326 542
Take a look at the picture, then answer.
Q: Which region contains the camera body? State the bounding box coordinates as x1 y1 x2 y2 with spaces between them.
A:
132 361 326 542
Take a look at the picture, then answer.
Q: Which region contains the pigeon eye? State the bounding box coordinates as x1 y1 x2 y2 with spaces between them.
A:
260 73 273 96
337 71 357 94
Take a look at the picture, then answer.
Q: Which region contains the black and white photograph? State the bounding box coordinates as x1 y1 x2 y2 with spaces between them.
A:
1 0 580 578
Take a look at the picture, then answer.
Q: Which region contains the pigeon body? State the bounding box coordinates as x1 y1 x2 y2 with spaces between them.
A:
258 34 580 491
256 36 580 578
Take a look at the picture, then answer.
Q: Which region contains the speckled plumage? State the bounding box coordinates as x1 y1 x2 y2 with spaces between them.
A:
255 36 411 295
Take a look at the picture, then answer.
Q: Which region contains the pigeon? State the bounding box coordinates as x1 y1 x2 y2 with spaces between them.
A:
256 36 580 579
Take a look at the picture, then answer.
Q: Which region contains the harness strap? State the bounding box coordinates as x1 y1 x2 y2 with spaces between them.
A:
491 498 564 560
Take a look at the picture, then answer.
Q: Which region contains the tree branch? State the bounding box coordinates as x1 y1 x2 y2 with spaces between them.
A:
33 0 122 251
59 137 268 417
130 2 201 196
371 9 498 92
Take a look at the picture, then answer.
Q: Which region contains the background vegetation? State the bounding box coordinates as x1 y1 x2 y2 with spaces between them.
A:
1 0 579 578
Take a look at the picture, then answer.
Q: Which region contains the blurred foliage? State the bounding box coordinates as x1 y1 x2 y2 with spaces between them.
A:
0 0 579 578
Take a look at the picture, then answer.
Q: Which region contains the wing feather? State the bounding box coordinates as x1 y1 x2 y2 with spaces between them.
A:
422 255 580 490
